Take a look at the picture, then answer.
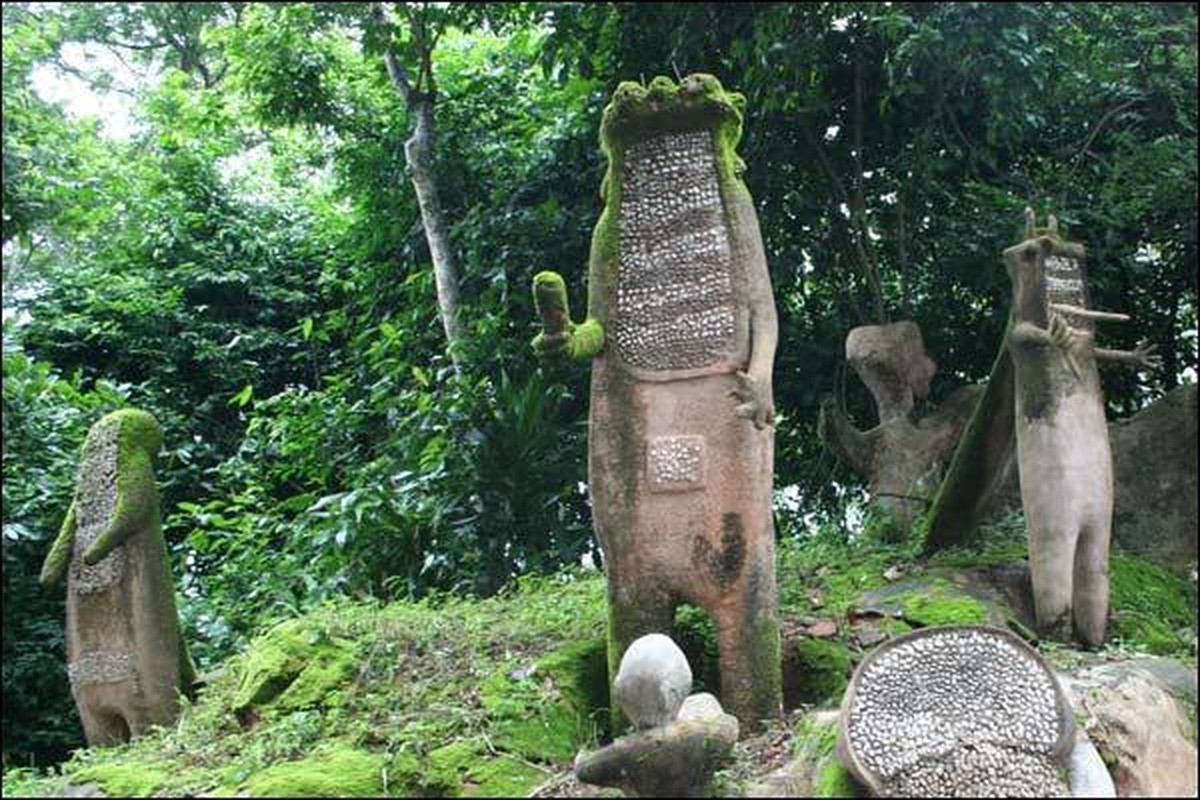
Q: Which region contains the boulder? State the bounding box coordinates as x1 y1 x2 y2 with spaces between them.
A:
1064 657 1198 798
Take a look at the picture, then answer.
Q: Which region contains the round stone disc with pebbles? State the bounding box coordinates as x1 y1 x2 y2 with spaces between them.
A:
836 625 1074 798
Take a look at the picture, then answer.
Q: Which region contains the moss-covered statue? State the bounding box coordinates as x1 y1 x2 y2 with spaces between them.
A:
1003 210 1159 646
40 409 195 745
532 74 782 727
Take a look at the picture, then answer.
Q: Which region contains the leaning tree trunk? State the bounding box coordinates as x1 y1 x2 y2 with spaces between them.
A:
921 335 1017 554
374 1 463 368
405 95 462 362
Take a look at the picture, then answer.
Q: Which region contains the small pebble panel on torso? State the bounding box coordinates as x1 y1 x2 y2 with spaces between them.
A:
614 130 736 371
70 419 125 595
846 628 1067 797
1044 253 1093 332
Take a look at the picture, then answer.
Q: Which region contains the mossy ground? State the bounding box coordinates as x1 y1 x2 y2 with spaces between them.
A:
8 572 609 797
5 513 1194 798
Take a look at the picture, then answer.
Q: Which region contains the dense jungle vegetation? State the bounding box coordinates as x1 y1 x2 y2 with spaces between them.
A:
3 1 1196 769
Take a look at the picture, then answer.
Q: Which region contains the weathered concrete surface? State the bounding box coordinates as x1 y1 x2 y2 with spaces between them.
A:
822 322 984 533
39 410 193 746
820 382 982 533
1066 733 1117 798
845 322 937 425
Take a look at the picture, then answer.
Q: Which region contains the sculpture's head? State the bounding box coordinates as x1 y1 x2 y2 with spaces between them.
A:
87 408 164 459
1003 208 1089 327
600 73 746 159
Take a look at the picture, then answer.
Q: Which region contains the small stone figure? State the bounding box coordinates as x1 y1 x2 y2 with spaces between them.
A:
1004 209 1159 646
533 73 782 728
575 634 739 797
838 626 1075 797
613 632 692 729
40 409 195 745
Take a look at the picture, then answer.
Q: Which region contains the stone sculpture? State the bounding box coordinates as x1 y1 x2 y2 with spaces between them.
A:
819 321 983 532
40 409 195 745
1003 209 1158 646
575 633 739 797
532 74 782 726
837 625 1075 797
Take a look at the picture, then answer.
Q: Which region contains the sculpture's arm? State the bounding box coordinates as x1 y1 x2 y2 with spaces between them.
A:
1095 340 1161 371
39 502 77 588
531 271 605 361
1008 320 1054 348
1011 313 1095 381
817 397 876 476
729 212 779 429
83 453 155 565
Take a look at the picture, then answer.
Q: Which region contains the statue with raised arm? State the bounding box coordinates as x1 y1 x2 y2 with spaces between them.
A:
1004 209 1159 646
532 74 782 727
40 409 195 745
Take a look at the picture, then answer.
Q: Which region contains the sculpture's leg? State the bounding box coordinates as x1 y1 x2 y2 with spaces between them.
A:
714 596 781 728
1029 524 1077 641
1072 519 1111 648
606 579 675 731
127 708 158 739
79 705 131 747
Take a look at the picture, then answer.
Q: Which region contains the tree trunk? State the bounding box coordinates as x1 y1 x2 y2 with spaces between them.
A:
404 95 462 364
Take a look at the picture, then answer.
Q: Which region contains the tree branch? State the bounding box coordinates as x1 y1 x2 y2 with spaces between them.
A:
372 2 416 105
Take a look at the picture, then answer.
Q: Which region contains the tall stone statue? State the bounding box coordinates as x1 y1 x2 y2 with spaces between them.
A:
40 409 195 745
1003 210 1159 646
533 74 782 726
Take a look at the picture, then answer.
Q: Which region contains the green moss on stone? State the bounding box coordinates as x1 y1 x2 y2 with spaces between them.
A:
788 715 865 798
791 714 839 759
897 579 989 627
482 638 608 762
425 739 545 798
276 645 358 711
901 592 988 627
242 747 384 797
1109 551 1195 654
792 639 852 706
234 618 358 713
71 762 173 797
815 760 863 798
